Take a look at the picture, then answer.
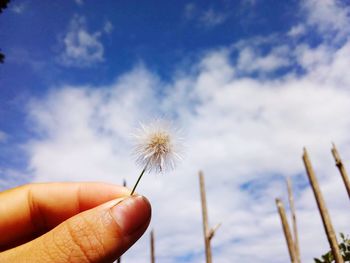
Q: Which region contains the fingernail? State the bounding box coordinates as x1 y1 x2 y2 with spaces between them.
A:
110 196 151 236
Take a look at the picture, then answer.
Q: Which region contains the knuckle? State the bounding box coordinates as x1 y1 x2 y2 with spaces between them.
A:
64 214 106 262
40 214 107 263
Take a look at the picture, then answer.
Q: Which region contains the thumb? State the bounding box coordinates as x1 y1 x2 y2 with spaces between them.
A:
1 195 151 263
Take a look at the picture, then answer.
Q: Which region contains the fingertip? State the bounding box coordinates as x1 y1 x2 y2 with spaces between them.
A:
110 195 152 237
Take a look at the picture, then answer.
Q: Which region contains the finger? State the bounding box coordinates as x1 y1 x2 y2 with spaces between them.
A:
0 195 152 263
0 182 130 249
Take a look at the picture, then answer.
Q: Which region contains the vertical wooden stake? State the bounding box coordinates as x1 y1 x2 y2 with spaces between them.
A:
117 179 127 263
302 148 344 263
199 171 212 263
286 177 301 263
150 229 155 263
276 198 297 263
331 143 350 199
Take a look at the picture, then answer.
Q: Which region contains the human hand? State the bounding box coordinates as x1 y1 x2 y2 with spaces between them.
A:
0 182 151 262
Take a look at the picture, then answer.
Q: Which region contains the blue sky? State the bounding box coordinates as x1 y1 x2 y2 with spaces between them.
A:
0 0 309 172
0 0 299 98
0 0 299 183
1 0 350 262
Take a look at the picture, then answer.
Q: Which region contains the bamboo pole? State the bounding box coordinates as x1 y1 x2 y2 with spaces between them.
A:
150 229 155 263
199 171 212 263
331 143 350 199
276 198 297 263
286 177 301 263
302 148 344 263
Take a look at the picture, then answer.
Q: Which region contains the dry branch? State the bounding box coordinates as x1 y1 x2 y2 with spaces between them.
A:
286 177 301 263
276 198 297 263
117 180 128 263
208 223 222 241
331 143 350 199
302 148 344 263
150 229 155 263
199 171 212 263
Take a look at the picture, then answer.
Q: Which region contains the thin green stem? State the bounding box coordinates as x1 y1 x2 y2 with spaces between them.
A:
130 164 148 195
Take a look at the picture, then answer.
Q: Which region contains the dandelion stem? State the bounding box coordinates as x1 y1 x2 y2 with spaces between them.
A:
130 164 148 195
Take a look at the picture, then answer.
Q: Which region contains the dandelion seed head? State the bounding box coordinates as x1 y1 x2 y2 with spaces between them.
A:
133 120 181 173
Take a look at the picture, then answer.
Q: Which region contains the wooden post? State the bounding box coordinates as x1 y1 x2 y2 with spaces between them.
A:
331 143 350 199
302 148 344 263
199 171 212 263
276 198 297 263
150 229 155 263
286 177 301 263
117 179 127 263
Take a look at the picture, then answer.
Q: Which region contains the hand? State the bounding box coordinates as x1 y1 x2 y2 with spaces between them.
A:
0 182 151 262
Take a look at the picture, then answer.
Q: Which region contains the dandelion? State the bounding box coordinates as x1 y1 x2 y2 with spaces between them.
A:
130 120 181 195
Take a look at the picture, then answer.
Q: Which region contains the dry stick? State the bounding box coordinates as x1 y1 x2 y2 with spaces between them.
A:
208 223 222 241
199 171 212 263
117 180 127 263
150 229 155 263
286 177 301 263
123 179 127 187
276 198 297 263
331 143 350 199
302 148 344 263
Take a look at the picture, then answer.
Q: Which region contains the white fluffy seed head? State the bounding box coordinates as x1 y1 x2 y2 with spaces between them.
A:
133 120 182 173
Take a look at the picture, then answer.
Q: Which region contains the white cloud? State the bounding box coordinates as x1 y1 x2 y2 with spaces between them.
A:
11 2 26 14
236 45 291 73
287 24 306 38
183 4 228 28
302 0 350 40
184 3 197 20
242 0 257 6
103 21 113 34
24 31 350 262
0 131 7 142
200 8 228 27
74 0 84 6
58 15 110 67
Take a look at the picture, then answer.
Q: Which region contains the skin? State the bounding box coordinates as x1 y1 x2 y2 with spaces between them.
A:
0 182 152 262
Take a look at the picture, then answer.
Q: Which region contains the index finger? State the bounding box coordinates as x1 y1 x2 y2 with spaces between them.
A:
0 182 130 250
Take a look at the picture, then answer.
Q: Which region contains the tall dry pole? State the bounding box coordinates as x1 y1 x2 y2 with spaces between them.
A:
302 148 344 263
276 198 298 263
199 171 221 263
150 229 155 263
286 177 301 263
117 179 127 263
331 143 350 199
199 171 212 263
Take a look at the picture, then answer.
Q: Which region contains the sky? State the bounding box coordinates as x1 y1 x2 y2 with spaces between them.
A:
1 0 350 262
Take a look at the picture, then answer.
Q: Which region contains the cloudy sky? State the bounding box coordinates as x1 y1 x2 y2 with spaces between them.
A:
1 0 350 262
